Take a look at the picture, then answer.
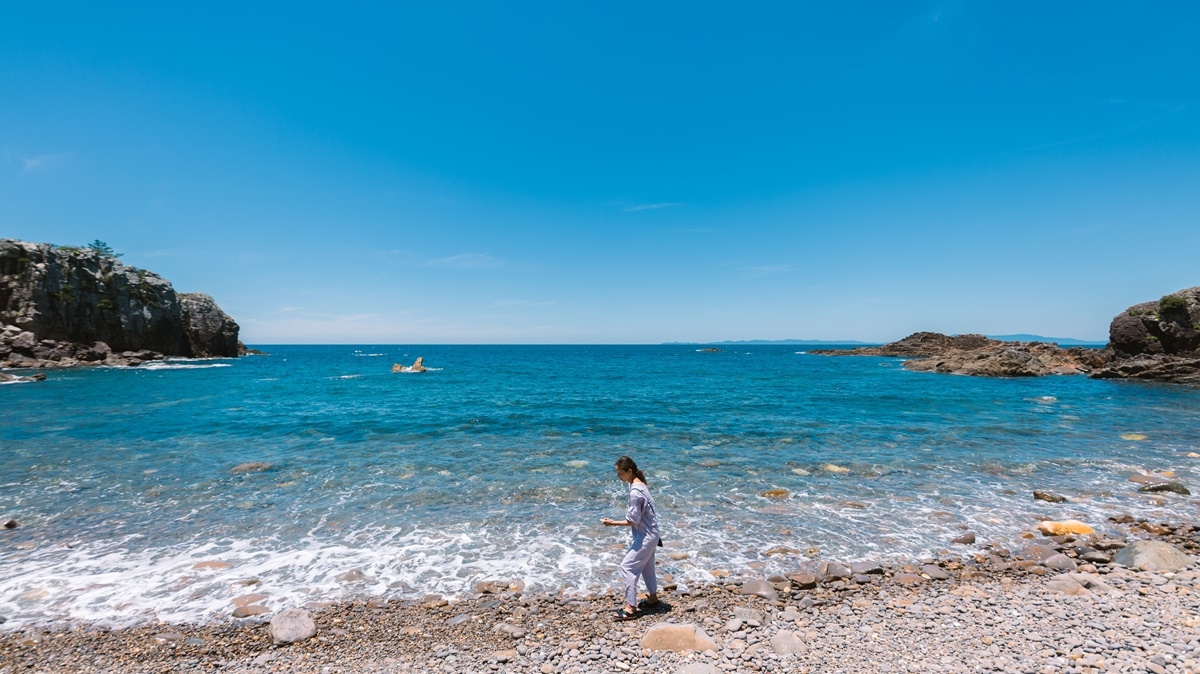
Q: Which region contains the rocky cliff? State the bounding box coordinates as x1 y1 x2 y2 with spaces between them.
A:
1092 287 1200 384
0 239 243 368
812 287 1200 384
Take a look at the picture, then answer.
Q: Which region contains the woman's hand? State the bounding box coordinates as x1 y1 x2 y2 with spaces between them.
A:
601 518 615 526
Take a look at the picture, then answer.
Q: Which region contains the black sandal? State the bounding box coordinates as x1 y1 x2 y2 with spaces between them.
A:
637 598 661 610
613 608 640 622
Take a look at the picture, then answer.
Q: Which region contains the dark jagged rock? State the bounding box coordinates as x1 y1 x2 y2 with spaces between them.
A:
1137 482 1191 495
812 333 1101 377
1033 490 1067 503
1092 287 1200 384
0 240 243 368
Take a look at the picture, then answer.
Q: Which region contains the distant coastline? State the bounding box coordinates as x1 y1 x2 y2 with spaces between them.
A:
664 334 1105 347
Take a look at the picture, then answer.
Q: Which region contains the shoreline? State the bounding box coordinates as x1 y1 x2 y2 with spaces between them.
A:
3 516 1198 673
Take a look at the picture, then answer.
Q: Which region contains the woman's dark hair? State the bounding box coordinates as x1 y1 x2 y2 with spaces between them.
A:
616 456 647 485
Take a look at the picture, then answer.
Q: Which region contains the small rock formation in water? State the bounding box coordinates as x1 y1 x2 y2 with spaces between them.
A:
812 286 1200 384
1091 286 1200 384
0 239 250 368
812 332 1104 377
392 357 427 373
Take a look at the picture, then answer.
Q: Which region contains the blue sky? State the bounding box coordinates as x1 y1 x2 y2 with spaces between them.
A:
3 3 1198 343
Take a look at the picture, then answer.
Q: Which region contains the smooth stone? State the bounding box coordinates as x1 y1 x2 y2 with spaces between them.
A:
1129 474 1168 485
789 572 817 589
725 618 742 632
640 623 717 652
447 614 472 626
1112 540 1195 572
1044 576 1088 596
1036 520 1094 536
268 608 317 644
769 630 807 655
951 532 976 545
1081 550 1112 564
1042 554 1078 572
1033 490 1066 503
340 569 372 582
817 562 851 580
1137 482 1190 495
921 564 950 580
761 489 789 499
850 562 883 575
678 664 722 674
231 605 270 618
740 579 779 601
732 607 762 622
3 520 17 529
892 573 924 585
192 561 233 570
231 593 267 608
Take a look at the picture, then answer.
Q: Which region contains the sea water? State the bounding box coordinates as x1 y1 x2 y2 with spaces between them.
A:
1 345 1198 627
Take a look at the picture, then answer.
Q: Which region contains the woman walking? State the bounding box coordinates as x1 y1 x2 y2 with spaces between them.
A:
601 455 660 621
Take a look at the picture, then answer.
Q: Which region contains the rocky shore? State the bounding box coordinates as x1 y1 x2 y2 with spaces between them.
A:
813 286 1200 384
3 515 1197 674
0 239 250 371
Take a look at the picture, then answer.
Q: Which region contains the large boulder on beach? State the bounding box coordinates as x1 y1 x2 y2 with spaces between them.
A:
1092 287 1200 384
1112 540 1194 572
268 608 317 644
640 623 717 652
740 579 778 601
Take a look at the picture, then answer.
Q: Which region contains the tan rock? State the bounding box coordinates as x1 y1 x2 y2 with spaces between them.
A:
1036 520 1094 536
232 593 268 608
892 573 924 585
710 569 730 578
669 552 689 560
761 489 789 499
192 561 233 570
232 605 270 618
769 630 807 655
639 622 717 652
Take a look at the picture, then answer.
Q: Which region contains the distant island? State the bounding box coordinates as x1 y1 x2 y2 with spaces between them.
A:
665 339 875 346
984 334 1106 346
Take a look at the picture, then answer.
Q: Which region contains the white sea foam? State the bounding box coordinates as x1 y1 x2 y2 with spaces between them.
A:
140 363 233 371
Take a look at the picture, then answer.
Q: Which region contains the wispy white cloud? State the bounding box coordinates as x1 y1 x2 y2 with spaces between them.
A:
491 300 558 308
22 152 73 173
744 264 793 278
423 253 504 269
624 202 684 213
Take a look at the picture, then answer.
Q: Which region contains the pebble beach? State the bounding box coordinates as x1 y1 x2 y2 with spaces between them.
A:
3 514 1198 674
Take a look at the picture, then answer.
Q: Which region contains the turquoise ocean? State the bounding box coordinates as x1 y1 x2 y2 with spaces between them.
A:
1 345 1198 627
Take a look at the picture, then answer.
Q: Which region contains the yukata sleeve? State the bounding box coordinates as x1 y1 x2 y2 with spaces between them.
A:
626 491 646 528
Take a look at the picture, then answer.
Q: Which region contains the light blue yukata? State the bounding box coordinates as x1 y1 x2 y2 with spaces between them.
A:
621 481 660 608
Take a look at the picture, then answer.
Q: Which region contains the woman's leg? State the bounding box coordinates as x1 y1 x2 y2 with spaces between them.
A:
620 534 654 610
640 538 658 599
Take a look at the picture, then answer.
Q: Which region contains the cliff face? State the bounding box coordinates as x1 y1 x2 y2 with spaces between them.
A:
0 239 242 367
1092 287 1200 384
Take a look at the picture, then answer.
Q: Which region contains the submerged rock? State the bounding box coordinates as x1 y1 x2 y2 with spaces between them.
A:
951 532 976 545
1137 482 1190 495
1033 490 1066 503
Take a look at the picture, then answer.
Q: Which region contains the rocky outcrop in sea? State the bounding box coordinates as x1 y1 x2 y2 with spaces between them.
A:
814 286 1200 384
0 239 246 369
1092 286 1200 384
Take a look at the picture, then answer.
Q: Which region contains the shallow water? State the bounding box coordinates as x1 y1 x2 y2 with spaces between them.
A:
1 345 1198 627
